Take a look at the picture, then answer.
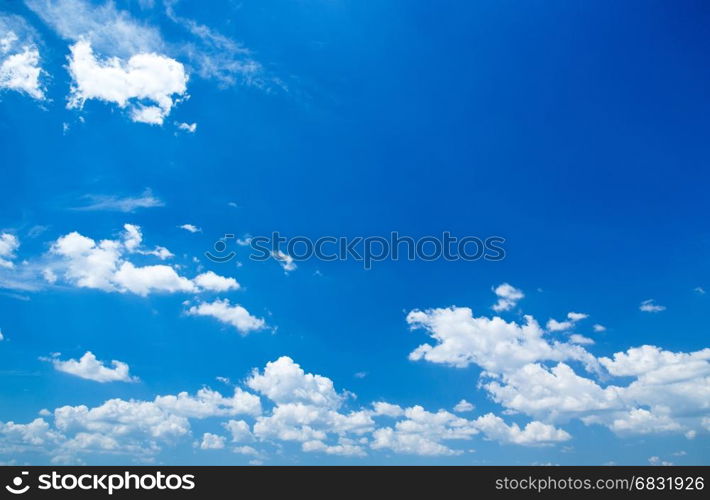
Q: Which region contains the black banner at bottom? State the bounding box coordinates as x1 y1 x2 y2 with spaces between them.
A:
0 466 707 498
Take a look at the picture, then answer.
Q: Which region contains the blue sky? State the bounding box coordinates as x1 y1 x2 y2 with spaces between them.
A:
0 0 708 465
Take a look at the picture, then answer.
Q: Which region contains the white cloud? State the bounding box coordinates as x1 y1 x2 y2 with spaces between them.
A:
598 345 710 383
0 46 43 99
199 433 225 450
50 231 122 291
546 318 573 332
247 357 344 409
179 224 201 233
176 122 196 133
153 388 262 418
453 400 474 413
491 283 524 312
407 306 597 372
74 189 164 212
42 385 261 459
48 351 138 383
566 312 588 322
648 455 673 466
370 405 564 455
694 287 706 295
0 15 44 99
0 355 590 462
569 334 594 345
193 271 239 292
302 438 366 457
163 0 264 87
113 262 195 296
0 418 63 450
372 402 404 418
222 420 253 443
593 324 606 332
47 224 235 298
546 312 588 332
409 299 710 439
473 413 570 445
186 299 265 334
26 0 165 57
640 299 665 313
66 40 188 125
0 233 19 269
272 250 296 272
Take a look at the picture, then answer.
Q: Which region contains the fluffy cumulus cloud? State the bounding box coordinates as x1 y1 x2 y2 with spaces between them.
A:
407 291 710 439
246 357 345 409
407 306 597 373
0 356 579 463
66 40 188 125
45 224 237 297
0 15 44 99
46 351 138 383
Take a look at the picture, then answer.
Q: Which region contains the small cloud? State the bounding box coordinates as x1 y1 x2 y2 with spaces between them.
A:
199 432 226 450
353 372 367 379
186 299 266 335
593 324 606 333
27 225 49 238
43 351 138 383
179 224 201 233
546 312 587 332
569 334 594 345
640 299 666 313
453 399 475 413
227 202 238 208
74 188 164 213
546 318 573 332
694 287 706 295
176 122 197 133
648 456 673 466
272 250 296 273
492 283 523 312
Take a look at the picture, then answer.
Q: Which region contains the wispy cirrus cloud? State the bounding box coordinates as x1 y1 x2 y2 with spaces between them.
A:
73 189 164 212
